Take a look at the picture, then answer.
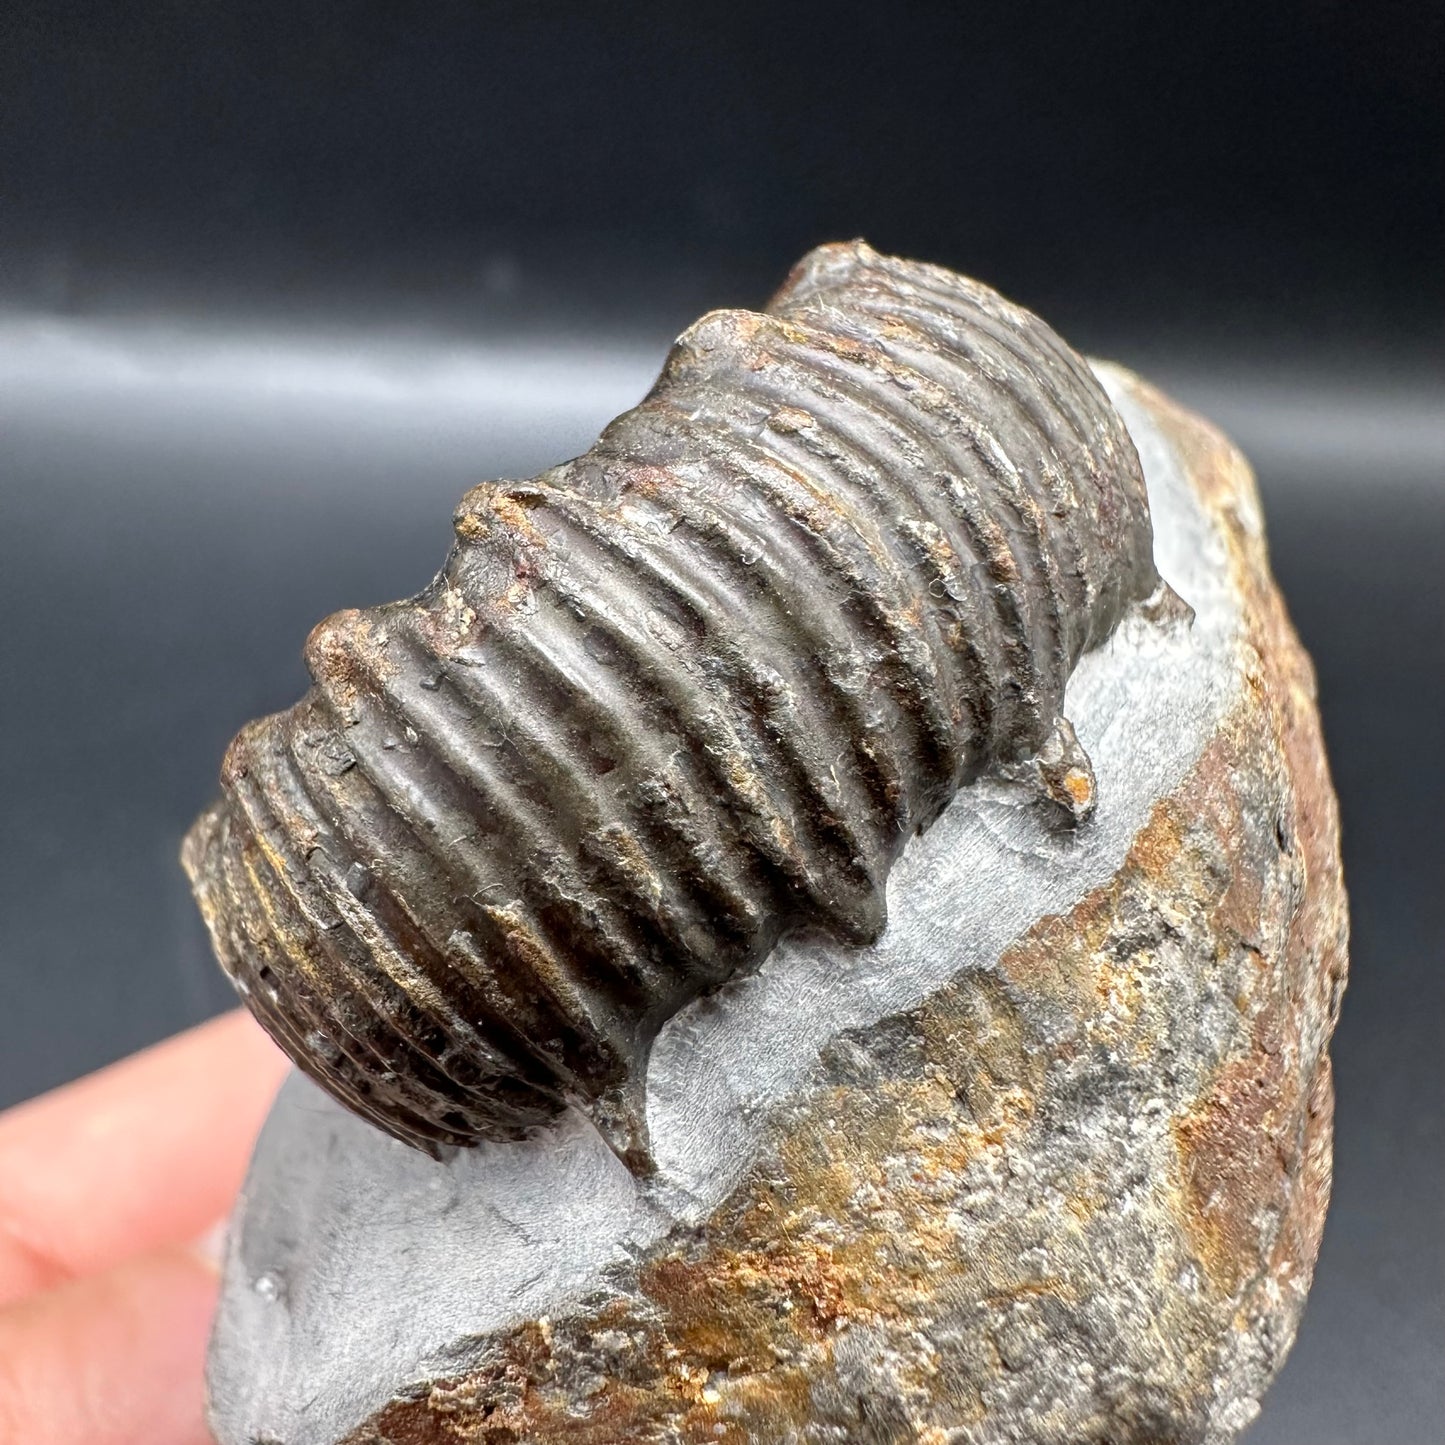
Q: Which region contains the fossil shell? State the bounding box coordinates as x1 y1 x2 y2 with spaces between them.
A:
182 241 1160 1167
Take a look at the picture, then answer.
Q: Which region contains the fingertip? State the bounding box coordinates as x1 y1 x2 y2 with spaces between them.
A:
0 1010 289 1305
189 1218 229 1276
0 1245 219 1445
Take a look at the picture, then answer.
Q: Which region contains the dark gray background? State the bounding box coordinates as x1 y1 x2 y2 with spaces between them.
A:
1 4 1440 1441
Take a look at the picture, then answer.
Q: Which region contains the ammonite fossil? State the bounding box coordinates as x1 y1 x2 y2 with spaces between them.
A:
183 241 1163 1170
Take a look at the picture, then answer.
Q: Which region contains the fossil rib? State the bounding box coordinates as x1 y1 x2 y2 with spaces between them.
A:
182 241 1160 1169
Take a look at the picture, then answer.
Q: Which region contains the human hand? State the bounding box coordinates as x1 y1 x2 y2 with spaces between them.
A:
0 1012 289 1444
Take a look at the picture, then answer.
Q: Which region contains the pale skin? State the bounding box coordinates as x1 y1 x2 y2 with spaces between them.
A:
0 1012 289 1444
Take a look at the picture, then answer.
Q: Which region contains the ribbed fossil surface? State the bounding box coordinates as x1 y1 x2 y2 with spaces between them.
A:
183 242 1159 1165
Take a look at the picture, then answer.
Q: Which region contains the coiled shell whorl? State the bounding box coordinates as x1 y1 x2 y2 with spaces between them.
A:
182 242 1160 1169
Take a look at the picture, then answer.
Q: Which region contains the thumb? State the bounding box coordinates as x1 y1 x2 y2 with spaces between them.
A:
0 1241 219 1445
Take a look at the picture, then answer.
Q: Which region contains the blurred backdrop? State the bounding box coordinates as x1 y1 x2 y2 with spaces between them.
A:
1 4 1440 1440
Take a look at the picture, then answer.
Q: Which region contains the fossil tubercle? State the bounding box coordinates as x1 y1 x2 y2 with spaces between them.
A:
182 241 1161 1167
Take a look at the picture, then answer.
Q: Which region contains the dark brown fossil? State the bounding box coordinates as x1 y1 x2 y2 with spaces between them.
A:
183 242 1161 1169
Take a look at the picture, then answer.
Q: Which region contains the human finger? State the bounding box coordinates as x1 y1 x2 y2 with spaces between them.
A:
0 1240 218 1445
0 1010 287 1306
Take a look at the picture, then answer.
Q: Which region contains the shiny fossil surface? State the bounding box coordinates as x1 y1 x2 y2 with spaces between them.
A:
208 368 1347 1445
182 243 1160 1165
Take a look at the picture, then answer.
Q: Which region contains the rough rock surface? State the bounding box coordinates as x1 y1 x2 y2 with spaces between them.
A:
208 368 1347 1445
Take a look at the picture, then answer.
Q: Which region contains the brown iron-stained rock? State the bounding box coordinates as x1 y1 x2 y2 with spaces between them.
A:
208 369 1346 1445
